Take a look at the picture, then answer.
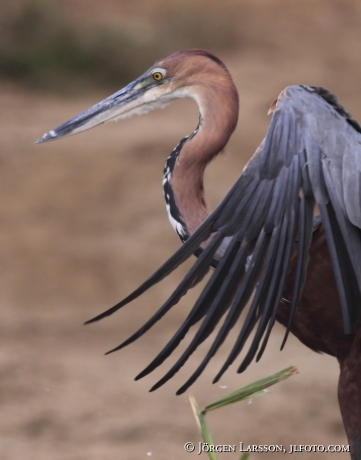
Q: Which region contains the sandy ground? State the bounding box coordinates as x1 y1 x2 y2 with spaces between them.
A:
3 1 361 459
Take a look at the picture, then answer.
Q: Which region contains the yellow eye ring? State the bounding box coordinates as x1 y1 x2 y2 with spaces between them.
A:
152 71 164 81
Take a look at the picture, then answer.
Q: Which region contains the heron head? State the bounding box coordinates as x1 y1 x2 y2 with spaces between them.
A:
35 50 234 144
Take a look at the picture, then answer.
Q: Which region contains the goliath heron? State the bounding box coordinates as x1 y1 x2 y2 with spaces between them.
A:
37 50 361 457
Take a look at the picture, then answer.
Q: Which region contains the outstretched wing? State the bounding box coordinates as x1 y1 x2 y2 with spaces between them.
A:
86 85 361 393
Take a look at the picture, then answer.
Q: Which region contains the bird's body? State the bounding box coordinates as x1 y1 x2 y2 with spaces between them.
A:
279 224 347 357
37 50 361 458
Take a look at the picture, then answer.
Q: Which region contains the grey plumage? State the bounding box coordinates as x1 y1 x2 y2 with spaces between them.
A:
82 85 361 393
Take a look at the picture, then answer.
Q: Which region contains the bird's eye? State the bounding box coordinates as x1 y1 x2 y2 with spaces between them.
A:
152 71 164 81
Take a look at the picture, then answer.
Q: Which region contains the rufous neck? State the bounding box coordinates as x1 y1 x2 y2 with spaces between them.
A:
168 80 239 236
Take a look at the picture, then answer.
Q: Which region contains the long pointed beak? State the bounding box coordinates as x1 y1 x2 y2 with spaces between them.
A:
35 76 163 144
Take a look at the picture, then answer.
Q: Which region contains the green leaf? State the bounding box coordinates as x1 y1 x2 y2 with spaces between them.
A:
202 366 298 414
189 395 219 460
189 366 298 460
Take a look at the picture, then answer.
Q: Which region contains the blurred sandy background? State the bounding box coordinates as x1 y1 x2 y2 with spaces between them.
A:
1 1 361 459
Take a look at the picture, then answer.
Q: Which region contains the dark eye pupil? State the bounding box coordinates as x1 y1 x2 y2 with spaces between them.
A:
154 73 162 80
